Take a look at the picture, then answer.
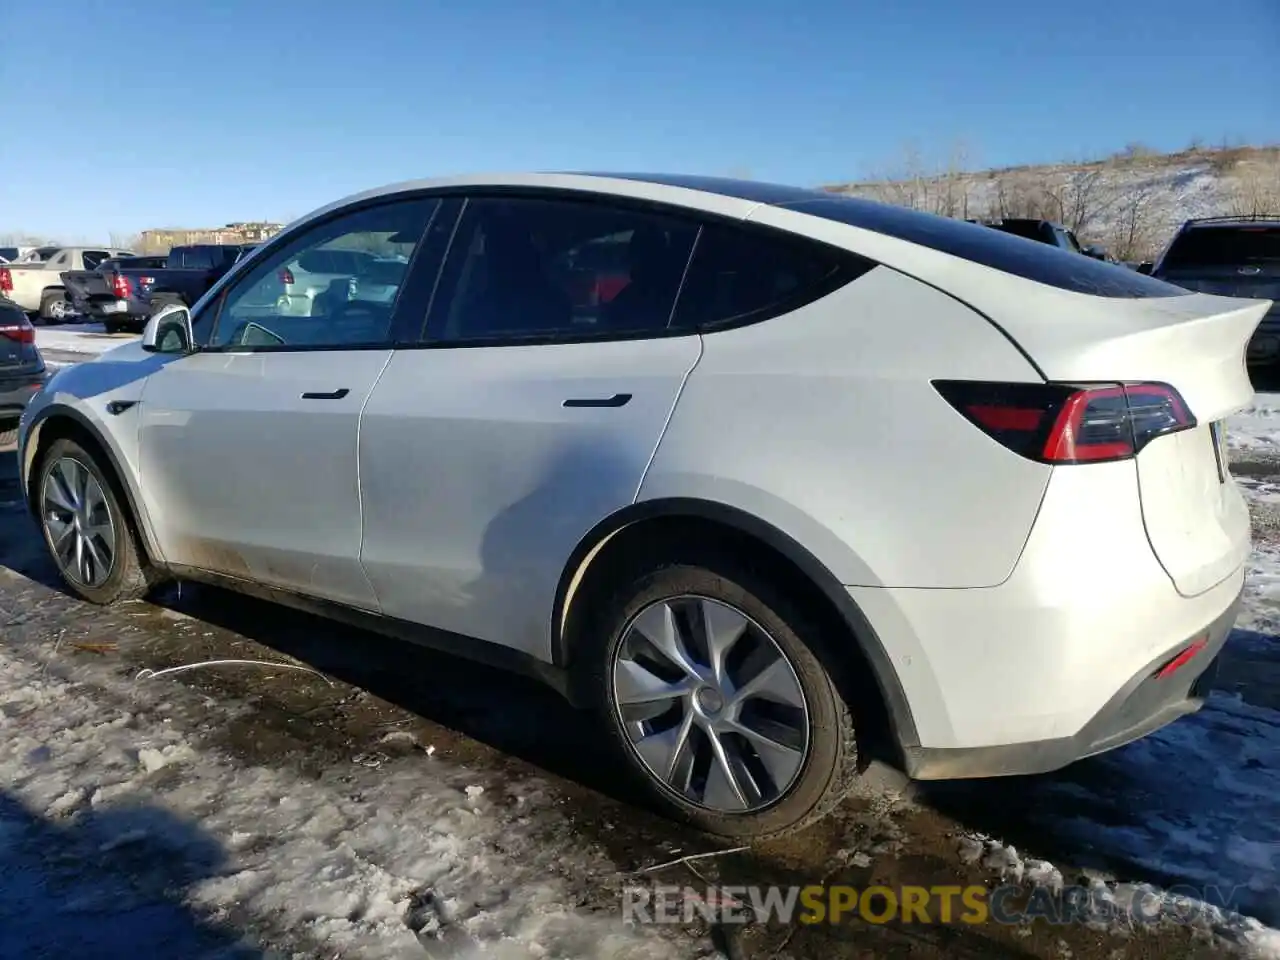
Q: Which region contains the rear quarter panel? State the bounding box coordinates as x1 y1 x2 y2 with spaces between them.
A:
640 265 1052 589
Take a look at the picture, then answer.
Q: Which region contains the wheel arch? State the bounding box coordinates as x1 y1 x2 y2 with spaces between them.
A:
24 405 164 565
552 497 921 755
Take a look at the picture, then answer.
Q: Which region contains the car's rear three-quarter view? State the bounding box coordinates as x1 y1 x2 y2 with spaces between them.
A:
16 174 1272 842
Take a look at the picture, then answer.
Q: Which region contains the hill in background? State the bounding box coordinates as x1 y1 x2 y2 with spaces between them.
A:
824 143 1280 261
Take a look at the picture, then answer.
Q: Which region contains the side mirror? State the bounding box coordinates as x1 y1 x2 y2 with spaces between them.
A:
142 303 195 355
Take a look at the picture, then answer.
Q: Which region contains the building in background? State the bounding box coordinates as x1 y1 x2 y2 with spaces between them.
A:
139 221 285 253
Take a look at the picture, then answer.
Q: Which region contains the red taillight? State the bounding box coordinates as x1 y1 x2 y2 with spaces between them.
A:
1154 636 1208 679
278 267 294 285
0 318 34 344
0 268 11 293
935 380 1196 464
110 272 132 298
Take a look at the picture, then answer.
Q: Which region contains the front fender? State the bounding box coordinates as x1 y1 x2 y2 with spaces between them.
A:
20 352 169 564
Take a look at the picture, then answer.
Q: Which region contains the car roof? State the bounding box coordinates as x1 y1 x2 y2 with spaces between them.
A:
1185 219 1280 229
268 171 1185 303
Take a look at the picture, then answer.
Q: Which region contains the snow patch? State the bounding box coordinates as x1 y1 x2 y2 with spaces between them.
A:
962 836 1280 958
0 645 693 958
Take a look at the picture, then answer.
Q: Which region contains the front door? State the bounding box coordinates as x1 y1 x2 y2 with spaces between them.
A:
136 196 445 609
358 194 706 658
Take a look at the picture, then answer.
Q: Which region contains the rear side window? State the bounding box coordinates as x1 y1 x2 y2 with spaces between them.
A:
779 197 1189 298
81 251 110 270
673 222 866 329
1160 226 1280 270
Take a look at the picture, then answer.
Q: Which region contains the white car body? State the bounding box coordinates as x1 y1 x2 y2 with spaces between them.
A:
17 173 1270 835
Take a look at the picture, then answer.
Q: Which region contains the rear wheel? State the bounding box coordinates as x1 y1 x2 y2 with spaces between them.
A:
584 548 860 840
103 319 122 335
35 438 163 605
39 291 72 324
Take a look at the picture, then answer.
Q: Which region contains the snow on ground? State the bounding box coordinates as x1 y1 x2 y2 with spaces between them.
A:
35 323 138 356
1228 394 1280 458
0 632 693 958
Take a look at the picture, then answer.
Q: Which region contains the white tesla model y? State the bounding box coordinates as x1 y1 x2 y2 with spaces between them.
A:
19 174 1270 839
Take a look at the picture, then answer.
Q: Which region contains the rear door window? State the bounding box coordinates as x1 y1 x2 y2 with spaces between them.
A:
81 251 110 270
427 195 700 341
673 221 870 330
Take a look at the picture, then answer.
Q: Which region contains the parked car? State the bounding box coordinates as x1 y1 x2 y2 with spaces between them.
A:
1150 215 1280 365
62 255 169 332
967 217 1087 254
0 246 135 322
0 298 50 435
62 245 255 333
18 173 1269 839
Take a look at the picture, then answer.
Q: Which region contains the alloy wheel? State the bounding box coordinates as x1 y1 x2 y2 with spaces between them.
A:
41 457 116 587
611 595 811 814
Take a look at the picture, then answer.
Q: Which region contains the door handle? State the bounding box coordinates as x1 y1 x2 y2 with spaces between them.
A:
563 392 632 408
301 388 350 400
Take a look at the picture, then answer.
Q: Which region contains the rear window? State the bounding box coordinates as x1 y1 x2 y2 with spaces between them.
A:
778 197 1190 298
1160 225 1280 270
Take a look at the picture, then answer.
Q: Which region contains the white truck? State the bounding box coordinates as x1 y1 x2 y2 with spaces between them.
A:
0 245 135 322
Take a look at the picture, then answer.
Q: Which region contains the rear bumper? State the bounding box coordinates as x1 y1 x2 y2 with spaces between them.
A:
0 369 50 420
900 587 1241 779
80 297 148 321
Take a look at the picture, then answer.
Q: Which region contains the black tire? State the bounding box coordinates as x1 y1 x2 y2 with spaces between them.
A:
0 419 17 448
103 319 122 335
582 544 860 840
38 290 70 324
34 437 163 605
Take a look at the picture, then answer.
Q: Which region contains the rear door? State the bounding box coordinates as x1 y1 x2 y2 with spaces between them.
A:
357 193 704 658
137 196 444 609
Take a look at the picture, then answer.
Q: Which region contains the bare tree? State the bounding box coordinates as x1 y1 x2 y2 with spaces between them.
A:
1058 167 1113 235
1107 181 1162 262
108 231 142 251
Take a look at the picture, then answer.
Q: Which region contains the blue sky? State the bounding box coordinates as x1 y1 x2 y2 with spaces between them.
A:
2 0 1277 241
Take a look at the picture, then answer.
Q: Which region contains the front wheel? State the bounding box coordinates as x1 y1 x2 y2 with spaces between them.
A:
35 438 162 604
586 551 860 840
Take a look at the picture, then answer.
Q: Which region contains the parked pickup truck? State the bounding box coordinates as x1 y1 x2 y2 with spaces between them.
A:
0 246 135 322
1151 214 1280 366
62 244 256 333
61 255 167 333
